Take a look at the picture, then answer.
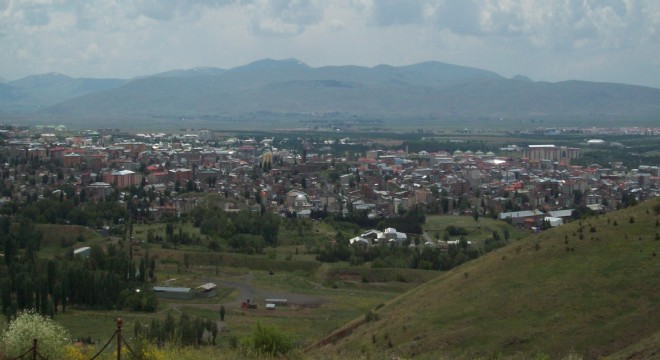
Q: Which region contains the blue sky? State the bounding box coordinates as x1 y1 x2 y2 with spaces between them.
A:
1 0 659 88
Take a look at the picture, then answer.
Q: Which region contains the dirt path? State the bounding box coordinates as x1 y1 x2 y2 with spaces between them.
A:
164 273 327 312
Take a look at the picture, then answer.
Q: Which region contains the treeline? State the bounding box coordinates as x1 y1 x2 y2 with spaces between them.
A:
337 205 426 234
0 217 156 319
317 230 510 271
316 240 480 270
135 311 218 346
190 206 280 252
2 196 127 229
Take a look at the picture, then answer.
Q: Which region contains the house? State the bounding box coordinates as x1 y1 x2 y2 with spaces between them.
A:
380 227 408 245
350 227 407 246
499 210 545 228
349 236 371 246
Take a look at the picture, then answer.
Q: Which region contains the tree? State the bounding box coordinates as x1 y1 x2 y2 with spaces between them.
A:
240 322 293 357
210 320 218 345
1 310 69 359
220 305 226 321
472 207 479 223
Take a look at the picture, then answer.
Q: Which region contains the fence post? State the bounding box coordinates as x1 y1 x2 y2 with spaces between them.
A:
116 318 123 360
32 339 37 360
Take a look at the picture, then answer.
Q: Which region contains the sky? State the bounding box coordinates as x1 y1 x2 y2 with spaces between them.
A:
1 0 659 88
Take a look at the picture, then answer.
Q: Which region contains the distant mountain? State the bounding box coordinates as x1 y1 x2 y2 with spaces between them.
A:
147 67 226 78
511 74 533 82
0 73 125 113
3 59 660 125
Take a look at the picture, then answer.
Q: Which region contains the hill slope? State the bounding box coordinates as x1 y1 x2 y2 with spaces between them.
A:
314 198 660 359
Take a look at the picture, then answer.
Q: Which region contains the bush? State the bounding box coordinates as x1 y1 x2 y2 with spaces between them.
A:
446 225 468 236
240 322 293 357
1 310 69 360
365 310 380 322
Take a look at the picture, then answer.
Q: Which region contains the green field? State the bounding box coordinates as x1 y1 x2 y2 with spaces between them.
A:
42 223 444 352
424 214 529 244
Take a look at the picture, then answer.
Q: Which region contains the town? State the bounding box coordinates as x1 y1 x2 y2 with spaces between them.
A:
1 125 658 234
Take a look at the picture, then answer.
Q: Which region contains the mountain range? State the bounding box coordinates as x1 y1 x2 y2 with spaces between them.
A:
2 59 660 126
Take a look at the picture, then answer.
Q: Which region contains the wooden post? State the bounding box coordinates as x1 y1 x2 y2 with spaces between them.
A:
116 317 123 360
32 338 37 360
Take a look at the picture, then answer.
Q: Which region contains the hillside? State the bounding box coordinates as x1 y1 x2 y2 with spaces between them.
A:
24 59 660 127
313 198 660 359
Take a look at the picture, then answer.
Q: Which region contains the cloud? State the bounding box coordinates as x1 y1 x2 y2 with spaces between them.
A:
432 0 660 52
0 0 658 88
434 0 484 36
369 0 425 26
249 0 324 36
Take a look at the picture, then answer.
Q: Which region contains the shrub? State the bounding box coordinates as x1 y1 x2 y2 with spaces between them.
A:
365 311 380 322
446 225 468 236
1 310 69 360
240 322 293 357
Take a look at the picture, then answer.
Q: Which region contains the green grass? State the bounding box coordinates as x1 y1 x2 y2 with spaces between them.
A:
36 224 110 259
424 214 529 244
315 198 660 359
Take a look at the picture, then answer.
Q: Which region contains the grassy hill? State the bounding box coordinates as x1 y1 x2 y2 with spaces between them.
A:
312 198 660 359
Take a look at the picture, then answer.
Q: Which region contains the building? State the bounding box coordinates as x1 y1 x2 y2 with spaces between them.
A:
522 145 580 164
87 182 113 200
152 286 193 300
169 168 193 183
63 153 83 167
195 283 217 299
105 170 140 188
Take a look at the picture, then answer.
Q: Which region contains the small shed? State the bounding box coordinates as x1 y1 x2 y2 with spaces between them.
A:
152 286 193 300
73 247 91 258
195 283 217 299
265 298 288 306
544 217 564 227
265 303 276 310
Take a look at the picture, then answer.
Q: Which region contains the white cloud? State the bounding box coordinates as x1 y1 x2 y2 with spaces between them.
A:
0 0 658 88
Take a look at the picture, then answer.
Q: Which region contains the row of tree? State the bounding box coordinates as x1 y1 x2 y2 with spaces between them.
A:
317 229 510 271
135 311 218 346
0 216 156 319
191 206 280 247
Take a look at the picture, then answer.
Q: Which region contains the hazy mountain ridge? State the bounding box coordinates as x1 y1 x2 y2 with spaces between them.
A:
0 73 126 113
2 59 660 123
